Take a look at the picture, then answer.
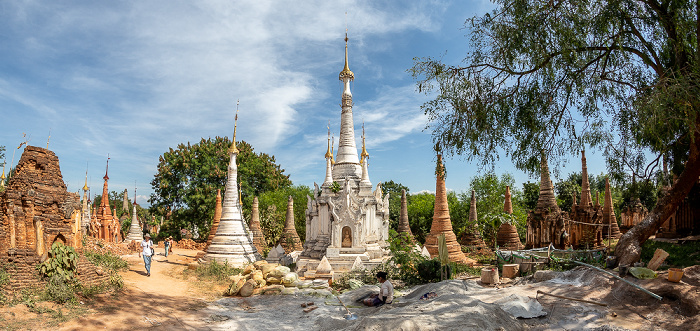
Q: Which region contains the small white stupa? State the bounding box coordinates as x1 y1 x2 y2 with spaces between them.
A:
124 204 143 242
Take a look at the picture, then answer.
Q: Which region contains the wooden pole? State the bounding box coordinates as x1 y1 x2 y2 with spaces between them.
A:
536 290 608 306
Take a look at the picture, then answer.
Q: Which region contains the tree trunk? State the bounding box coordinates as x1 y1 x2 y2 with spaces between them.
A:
615 128 700 267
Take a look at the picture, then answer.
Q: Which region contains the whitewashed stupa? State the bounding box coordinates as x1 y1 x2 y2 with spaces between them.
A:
204 110 261 266
297 33 391 278
124 204 143 242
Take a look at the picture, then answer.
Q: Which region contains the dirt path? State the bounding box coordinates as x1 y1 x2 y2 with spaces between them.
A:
57 248 214 331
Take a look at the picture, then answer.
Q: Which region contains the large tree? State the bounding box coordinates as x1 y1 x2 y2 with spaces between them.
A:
150 137 292 239
412 0 699 265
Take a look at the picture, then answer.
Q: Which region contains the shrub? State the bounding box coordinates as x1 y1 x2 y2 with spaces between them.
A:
38 242 77 281
42 274 77 304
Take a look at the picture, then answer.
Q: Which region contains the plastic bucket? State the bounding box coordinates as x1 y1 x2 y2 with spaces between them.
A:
667 268 684 283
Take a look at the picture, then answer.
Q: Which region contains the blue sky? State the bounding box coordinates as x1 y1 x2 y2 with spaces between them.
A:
0 0 611 204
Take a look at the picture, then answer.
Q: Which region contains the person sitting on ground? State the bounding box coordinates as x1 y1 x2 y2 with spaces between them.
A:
362 271 394 306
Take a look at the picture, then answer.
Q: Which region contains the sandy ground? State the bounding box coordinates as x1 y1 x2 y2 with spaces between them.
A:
2 249 698 330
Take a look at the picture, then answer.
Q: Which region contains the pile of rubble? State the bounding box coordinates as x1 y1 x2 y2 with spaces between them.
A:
83 236 130 256
225 260 333 298
174 239 206 250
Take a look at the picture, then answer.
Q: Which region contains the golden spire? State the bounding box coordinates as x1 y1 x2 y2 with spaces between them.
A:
330 135 336 165
325 121 332 159
360 120 369 163
1 161 5 186
83 168 89 192
229 100 240 154
46 129 51 149
338 32 354 81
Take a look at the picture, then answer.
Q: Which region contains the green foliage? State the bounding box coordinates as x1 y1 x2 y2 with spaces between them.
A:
465 173 527 245
83 251 128 272
253 185 312 246
42 274 77 304
521 181 539 211
640 240 700 269
411 0 699 189
150 137 292 240
38 242 78 281
189 260 243 283
382 180 410 231
405 192 435 244
329 181 341 193
387 230 425 285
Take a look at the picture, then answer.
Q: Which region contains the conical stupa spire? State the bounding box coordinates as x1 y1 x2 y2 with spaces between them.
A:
397 189 412 236
602 177 621 238
334 33 361 179
1 161 5 187
580 150 593 207
360 123 371 186
249 196 266 254
205 189 223 250
504 186 513 214
536 152 559 212
323 123 334 185
278 196 302 253
469 190 478 223
424 155 469 264
125 204 143 242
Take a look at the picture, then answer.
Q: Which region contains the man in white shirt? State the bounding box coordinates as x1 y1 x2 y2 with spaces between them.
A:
363 271 393 306
139 233 154 277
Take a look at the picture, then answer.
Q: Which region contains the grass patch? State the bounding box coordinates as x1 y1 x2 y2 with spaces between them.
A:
83 250 129 272
641 240 700 269
186 260 243 283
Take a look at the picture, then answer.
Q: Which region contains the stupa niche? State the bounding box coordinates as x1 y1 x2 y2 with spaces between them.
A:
204 112 261 266
297 34 391 277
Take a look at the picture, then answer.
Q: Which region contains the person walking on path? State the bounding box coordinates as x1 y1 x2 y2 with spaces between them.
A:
164 236 171 257
139 233 154 276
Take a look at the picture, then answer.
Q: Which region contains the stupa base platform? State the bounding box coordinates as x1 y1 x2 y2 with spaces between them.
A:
296 253 390 280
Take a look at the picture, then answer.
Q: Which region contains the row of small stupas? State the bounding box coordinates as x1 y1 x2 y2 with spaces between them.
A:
526 151 621 250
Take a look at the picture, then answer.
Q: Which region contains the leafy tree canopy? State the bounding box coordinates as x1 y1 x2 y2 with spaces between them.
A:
412 0 699 265
149 137 292 238
382 180 411 230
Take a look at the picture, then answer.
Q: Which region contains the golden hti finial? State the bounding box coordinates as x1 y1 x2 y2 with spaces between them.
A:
360 120 369 164
46 129 51 149
339 25 354 81
83 167 89 192
330 134 336 165
1 161 6 187
325 121 333 159
229 100 240 154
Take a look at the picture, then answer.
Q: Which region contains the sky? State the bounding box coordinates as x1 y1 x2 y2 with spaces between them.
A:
0 0 612 205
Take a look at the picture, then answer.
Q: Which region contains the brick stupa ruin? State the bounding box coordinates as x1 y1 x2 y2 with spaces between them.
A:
459 190 490 253
568 151 603 248
248 196 266 254
424 155 471 264
497 186 523 250
203 113 261 266
277 196 302 253
0 146 83 257
526 153 570 249
601 177 621 239
397 189 413 237
204 189 222 251
0 146 111 293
